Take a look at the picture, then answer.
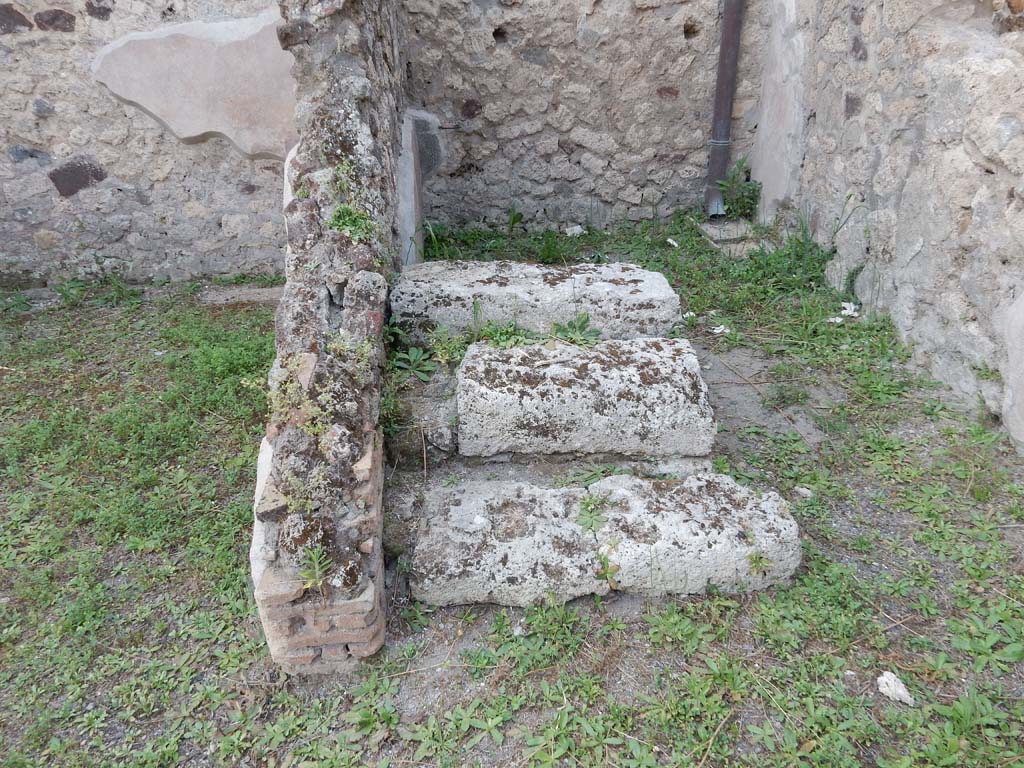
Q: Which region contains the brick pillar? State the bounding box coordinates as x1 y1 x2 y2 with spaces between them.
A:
250 0 404 674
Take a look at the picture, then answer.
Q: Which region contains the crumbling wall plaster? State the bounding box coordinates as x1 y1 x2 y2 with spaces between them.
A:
754 0 1024 449
402 0 769 228
0 1 287 286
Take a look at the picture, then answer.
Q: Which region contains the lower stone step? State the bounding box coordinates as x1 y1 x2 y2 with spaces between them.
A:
407 474 801 607
457 337 716 459
389 260 681 342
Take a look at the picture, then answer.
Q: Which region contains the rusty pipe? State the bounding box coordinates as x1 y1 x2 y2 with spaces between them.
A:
705 0 745 217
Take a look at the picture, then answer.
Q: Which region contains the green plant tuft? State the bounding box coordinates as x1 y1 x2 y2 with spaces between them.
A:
298 545 332 597
391 347 437 383
576 494 609 532
328 204 376 244
552 313 601 347
717 156 761 220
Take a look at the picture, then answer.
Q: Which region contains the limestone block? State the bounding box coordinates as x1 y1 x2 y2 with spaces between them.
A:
92 8 297 159
390 261 681 341
410 474 802 607
457 338 715 458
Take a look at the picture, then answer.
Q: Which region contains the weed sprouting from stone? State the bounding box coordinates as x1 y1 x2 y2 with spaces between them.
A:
747 550 771 574
427 326 468 367
552 313 601 347
391 347 437 383
328 203 376 244
298 544 332 598
594 552 620 589
379 376 404 437
716 155 762 220
576 493 609 531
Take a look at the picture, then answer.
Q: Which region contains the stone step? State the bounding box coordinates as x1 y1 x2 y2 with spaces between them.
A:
389 260 680 341
405 474 801 607
456 337 715 459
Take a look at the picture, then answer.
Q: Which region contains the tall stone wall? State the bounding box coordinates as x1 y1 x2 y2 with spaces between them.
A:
402 0 769 228
751 0 1024 450
249 0 404 673
0 1 287 286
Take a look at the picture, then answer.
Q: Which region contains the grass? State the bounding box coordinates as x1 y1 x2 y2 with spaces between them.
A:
2 219 1023 767
1 283 274 767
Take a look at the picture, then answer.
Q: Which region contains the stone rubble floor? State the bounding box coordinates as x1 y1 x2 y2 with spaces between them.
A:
1 218 1023 767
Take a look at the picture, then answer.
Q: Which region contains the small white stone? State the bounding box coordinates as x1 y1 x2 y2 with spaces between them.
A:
565 224 586 237
877 671 916 706
794 486 814 499
667 237 679 248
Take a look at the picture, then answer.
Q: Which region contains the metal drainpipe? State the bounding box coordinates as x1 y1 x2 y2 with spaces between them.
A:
705 0 746 217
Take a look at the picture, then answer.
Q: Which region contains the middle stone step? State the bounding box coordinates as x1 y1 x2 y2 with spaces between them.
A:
457 337 716 459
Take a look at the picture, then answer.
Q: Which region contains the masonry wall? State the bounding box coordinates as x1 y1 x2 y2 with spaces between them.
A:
250 0 405 672
751 0 1024 449
402 0 769 228
0 1 286 287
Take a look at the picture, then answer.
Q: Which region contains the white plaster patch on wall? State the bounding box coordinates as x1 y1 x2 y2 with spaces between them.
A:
92 9 297 160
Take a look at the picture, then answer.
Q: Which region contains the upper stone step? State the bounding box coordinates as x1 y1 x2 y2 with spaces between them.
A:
389 260 680 341
408 474 802 607
457 337 715 459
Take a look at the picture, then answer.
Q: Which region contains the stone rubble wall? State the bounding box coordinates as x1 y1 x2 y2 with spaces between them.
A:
751 0 1024 450
401 0 770 229
0 1 287 287
994 0 1024 31
249 0 404 673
